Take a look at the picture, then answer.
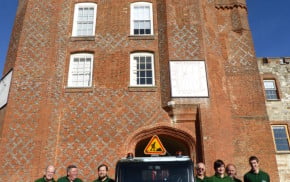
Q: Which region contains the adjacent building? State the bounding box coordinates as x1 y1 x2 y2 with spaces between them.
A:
258 57 290 181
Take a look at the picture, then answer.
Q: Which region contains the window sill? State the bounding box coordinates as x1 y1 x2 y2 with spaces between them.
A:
266 99 281 102
128 35 155 40
128 86 157 92
275 151 290 154
65 87 93 93
70 36 95 41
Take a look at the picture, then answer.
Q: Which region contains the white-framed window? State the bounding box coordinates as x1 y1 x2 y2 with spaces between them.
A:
271 125 290 152
72 3 97 37
263 80 279 100
130 52 155 86
0 70 13 108
68 53 93 87
130 2 153 35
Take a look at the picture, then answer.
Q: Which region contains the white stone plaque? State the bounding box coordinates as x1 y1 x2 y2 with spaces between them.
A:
0 70 13 108
170 61 208 97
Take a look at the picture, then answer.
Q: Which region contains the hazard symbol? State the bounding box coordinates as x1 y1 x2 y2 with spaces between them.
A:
144 135 166 155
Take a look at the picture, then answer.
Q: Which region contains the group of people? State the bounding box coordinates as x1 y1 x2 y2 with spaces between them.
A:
195 156 270 182
35 164 115 182
35 155 269 182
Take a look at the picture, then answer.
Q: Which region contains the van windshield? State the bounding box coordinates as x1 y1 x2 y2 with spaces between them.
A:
116 161 193 182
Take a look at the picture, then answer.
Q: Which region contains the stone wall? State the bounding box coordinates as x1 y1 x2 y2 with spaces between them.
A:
258 57 290 182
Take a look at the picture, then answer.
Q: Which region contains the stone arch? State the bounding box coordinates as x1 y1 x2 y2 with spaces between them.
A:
124 125 196 159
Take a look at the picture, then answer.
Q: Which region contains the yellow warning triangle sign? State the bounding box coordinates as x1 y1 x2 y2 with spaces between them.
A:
144 135 166 155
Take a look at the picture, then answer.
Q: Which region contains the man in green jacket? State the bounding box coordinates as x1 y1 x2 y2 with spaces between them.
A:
225 164 242 182
244 156 270 182
205 160 233 182
195 162 209 182
93 164 115 182
35 165 56 182
57 165 83 182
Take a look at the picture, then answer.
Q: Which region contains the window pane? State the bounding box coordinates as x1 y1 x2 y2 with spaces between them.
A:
132 3 152 35
266 90 278 100
272 126 290 151
134 21 139 29
80 57 85 62
83 8 88 20
146 56 151 62
264 80 278 100
145 29 150 34
144 21 151 29
139 21 144 29
146 63 152 69
143 6 150 20
276 139 289 151
264 80 275 89
69 54 93 87
140 78 146 84
131 53 154 86
134 29 139 35
134 6 150 20
88 8 94 21
147 71 152 77
146 78 152 84
140 71 146 77
134 7 141 19
74 4 96 36
140 57 145 67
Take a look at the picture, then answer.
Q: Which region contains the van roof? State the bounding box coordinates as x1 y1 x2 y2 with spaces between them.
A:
117 156 192 163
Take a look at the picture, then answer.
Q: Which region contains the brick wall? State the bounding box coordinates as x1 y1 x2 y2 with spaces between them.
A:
0 0 280 181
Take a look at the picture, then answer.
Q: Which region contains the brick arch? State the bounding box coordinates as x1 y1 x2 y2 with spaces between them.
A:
124 125 196 159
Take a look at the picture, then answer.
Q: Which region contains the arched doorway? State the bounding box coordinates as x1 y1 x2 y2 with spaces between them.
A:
135 134 190 157
126 126 196 159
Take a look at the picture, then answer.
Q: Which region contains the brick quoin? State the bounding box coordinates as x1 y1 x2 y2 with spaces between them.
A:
0 0 280 181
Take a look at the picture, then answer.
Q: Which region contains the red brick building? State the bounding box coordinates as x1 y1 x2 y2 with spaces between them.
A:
0 0 280 181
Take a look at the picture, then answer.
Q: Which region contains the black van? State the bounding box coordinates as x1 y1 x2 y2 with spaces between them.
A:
115 156 195 182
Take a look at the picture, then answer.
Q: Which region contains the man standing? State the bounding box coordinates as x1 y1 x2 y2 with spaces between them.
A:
244 156 270 182
225 164 242 182
205 160 232 182
93 164 115 182
195 162 209 182
57 165 83 182
35 165 56 182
